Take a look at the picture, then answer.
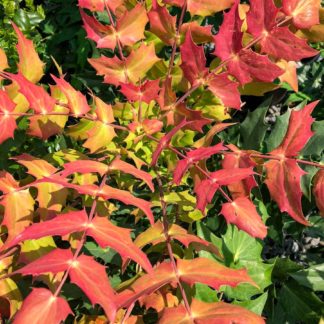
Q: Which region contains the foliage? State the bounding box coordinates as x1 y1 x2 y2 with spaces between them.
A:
0 0 323 323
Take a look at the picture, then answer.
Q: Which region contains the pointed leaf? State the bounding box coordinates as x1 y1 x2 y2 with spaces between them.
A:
0 89 17 143
13 288 71 324
6 210 88 248
52 75 91 116
148 0 176 45
265 158 308 225
110 157 154 191
12 23 44 83
282 0 320 29
270 101 318 157
86 216 153 273
208 73 241 109
180 31 208 85
62 160 109 177
160 299 265 324
15 248 73 276
69 254 116 321
5 73 55 114
78 0 105 11
220 197 267 239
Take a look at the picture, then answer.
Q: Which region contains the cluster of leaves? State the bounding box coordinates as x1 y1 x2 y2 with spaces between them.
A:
0 0 323 323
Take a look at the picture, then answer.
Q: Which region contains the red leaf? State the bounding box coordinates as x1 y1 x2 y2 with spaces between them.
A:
247 0 318 61
195 168 256 212
110 157 154 191
6 210 88 248
160 299 265 324
5 73 55 114
173 143 226 185
208 73 241 109
222 145 257 198
151 118 188 166
220 197 267 239
214 2 283 84
180 31 209 85
270 101 318 157
15 248 73 276
86 216 153 273
0 89 17 144
51 75 91 116
313 169 324 216
119 79 160 104
282 0 320 29
78 0 105 11
69 254 116 322
80 10 115 49
265 158 308 225
13 288 72 324
148 0 176 45
180 21 213 44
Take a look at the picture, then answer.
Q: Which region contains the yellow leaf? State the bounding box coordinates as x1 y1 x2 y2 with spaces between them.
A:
0 278 22 319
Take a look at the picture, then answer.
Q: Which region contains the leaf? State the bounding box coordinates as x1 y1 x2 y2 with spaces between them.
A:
119 79 160 104
118 258 255 307
208 73 241 109
51 75 90 116
277 60 298 92
282 0 321 29
180 31 209 86
0 172 34 249
313 169 324 216
89 43 160 86
0 90 17 144
247 0 318 61
290 264 324 291
110 157 154 191
220 197 267 239
151 118 188 166
78 0 105 11
221 145 257 199
240 97 271 150
270 101 318 157
165 0 235 17
265 158 308 225
134 220 210 249
0 48 9 72
0 278 22 319
15 248 73 276
234 292 268 316
173 143 226 184
69 254 117 321
148 0 176 45
86 216 153 273
302 120 324 156
159 299 265 324
195 167 256 212
12 23 44 83
6 210 88 248
13 288 72 324
214 2 283 85
4 73 55 114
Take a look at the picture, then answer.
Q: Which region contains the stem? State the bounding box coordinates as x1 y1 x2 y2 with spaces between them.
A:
53 174 108 298
155 169 194 321
166 1 187 78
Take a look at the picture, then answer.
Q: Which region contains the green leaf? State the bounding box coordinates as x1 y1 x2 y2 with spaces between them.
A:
233 292 268 315
301 121 324 157
265 109 290 152
276 280 324 323
194 283 218 303
240 97 271 150
290 264 324 291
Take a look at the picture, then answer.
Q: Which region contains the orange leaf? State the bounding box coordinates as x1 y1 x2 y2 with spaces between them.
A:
12 23 44 83
277 60 299 92
69 254 117 322
13 288 72 324
159 299 265 324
